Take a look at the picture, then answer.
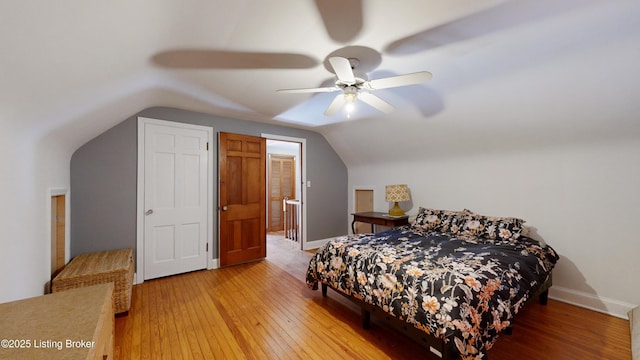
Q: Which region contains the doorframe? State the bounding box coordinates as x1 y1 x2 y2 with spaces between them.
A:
136 117 214 284
262 133 307 248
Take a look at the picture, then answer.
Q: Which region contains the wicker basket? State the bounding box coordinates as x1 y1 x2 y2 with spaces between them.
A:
52 248 133 314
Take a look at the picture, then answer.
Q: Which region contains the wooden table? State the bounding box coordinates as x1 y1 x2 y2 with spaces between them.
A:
0 283 114 359
351 211 409 234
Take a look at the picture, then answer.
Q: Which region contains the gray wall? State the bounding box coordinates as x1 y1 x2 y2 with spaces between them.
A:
70 107 348 264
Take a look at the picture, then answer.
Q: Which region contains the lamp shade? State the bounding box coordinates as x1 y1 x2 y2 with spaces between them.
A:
385 184 410 202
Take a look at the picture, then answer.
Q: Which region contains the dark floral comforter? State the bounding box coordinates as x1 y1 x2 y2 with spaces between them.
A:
305 226 558 359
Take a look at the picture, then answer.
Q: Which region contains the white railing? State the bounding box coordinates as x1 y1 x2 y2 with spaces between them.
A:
283 198 300 242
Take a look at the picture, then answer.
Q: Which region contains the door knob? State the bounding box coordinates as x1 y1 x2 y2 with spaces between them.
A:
222 206 228 211
145 209 153 215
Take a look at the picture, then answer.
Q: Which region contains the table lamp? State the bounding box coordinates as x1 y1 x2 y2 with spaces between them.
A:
385 184 410 216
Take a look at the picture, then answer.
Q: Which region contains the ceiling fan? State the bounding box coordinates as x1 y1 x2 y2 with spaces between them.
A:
277 56 432 116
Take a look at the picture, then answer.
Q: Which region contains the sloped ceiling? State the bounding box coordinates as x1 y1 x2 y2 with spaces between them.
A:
1 0 639 166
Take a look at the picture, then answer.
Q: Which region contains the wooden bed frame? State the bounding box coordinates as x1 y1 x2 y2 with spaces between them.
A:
321 273 553 360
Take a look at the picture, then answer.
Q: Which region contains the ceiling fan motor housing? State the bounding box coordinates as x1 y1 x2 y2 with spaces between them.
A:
336 72 368 88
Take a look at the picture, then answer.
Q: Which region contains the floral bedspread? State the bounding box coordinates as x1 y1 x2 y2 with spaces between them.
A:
305 226 558 359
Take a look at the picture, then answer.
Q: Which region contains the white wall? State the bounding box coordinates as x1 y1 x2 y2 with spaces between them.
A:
348 137 640 318
0 78 204 303
0 128 71 303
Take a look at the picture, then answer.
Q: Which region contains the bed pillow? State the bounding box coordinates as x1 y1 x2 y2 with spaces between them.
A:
460 213 525 241
414 207 525 241
412 207 469 234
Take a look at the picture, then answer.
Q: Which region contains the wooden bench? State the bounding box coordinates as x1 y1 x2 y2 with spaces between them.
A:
52 248 133 314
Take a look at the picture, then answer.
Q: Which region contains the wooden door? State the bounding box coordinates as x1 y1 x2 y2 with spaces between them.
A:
219 132 266 266
143 121 209 280
268 155 295 231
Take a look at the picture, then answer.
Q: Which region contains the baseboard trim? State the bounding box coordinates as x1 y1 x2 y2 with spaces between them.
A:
303 237 335 251
549 286 637 319
630 306 639 360
209 258 219 270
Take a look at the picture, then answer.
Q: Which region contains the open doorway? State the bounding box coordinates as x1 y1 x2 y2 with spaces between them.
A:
265 136 304 251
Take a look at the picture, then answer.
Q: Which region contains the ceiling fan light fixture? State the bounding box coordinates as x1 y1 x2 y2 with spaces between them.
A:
345 101 355 113
344 87 357 117
345 102 355 119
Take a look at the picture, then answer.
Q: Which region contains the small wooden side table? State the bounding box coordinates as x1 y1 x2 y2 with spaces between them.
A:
351 211 409 234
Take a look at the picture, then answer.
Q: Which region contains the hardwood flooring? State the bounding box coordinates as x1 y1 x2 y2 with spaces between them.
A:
114 234 631 359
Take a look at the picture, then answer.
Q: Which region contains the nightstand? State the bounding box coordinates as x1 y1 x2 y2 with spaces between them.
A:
351 211 409 234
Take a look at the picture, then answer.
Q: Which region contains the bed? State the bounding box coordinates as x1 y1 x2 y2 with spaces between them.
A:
306 208 559 359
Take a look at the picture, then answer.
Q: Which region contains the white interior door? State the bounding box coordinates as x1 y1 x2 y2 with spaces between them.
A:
143 120 210 280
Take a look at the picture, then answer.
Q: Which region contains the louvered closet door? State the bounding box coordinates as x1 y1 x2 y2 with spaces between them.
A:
268 155 295 231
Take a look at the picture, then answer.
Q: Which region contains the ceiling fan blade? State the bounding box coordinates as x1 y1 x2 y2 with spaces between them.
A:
358 93 395 114
329 57 355 84
152 50 317 69
324 94 347 116
314 0 363 43
366 71 432 90
384 2 533 56
277 86 338 94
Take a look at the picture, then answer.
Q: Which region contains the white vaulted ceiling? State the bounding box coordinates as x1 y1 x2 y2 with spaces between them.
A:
1 0 639 166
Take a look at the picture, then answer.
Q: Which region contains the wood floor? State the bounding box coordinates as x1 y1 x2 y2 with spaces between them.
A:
114 235 632 359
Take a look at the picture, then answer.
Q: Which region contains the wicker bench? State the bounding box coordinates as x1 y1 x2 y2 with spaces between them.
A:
0 283 115 359
52 248 134 314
